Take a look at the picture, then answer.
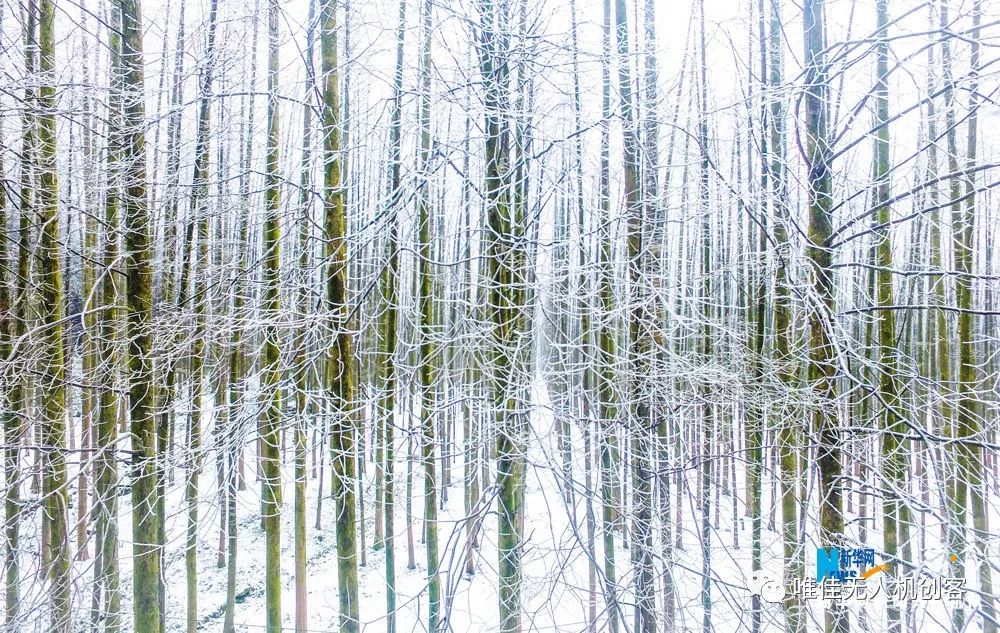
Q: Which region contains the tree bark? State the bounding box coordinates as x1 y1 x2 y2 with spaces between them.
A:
119 0 160 628
261 0 283 629
803 1 846 632
37 0 71 627
321 0 360 627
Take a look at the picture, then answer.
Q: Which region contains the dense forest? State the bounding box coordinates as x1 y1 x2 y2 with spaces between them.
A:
0 0 998 631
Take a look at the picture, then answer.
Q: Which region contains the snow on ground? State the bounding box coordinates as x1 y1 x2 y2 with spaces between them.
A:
6 373 994 632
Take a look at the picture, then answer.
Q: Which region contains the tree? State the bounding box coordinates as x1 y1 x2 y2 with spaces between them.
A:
416 0 441 628
4 1 37 625
568 0 601 627
767 1 803 630
37 0 71 627
748 1 768 630
321 0 360 627
183 2 221 629
597 0 620 627
92 4 125 629
261 0 283 629
871 3 910 630
221 9 260 632
293 2 318 631
377 1 407 629
0 100 14 633
696 2 714 629
612 0 656 628
475 1 531 629
948 2 995 630
119 0 160 628
802 1 845 632
156 6 186 626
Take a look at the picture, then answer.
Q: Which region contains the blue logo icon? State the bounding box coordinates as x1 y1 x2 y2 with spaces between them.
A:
817 547 842 582
816 547 878 582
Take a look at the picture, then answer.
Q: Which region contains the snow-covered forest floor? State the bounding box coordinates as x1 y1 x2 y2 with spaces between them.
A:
7 377 993 632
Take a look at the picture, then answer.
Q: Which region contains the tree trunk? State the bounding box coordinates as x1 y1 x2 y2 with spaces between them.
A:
183 3 220 630
767 1 803 630
476 2 529 630
4 2 36 625
321 0 360 627
92 5 124 629
119 0 160 627
872 3 910 630
261 0 283 629
803 1 845 632
293 3 317 632
416 0 440 628
377 2 407 630
37 0 71 627
952 3 994 630
612 0 656 628
598 0 619 627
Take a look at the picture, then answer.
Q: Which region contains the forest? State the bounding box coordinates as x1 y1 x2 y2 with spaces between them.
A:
0 0 998 631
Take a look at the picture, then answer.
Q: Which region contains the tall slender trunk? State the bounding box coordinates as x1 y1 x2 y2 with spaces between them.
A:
0 113 16 633
321 0 360 627
568 1 600 628
416 0 440 628
77 21 96 562
119 0 159 627
378 1 407 630
767 1 803 630
5 2 36 625
92 5 124 629
156 8 186 627
184 3 220 630
293 2 317 632
872 3 909 630
803 1 845 632
939 0 968 554
476 2 528 630
612 0 655 628
748 2 767 631
951 3 994 630
460 110 482 581
597 0 619 627
696 3 714 630
261 0 283 629
37 0 71 627
221 10 260 630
